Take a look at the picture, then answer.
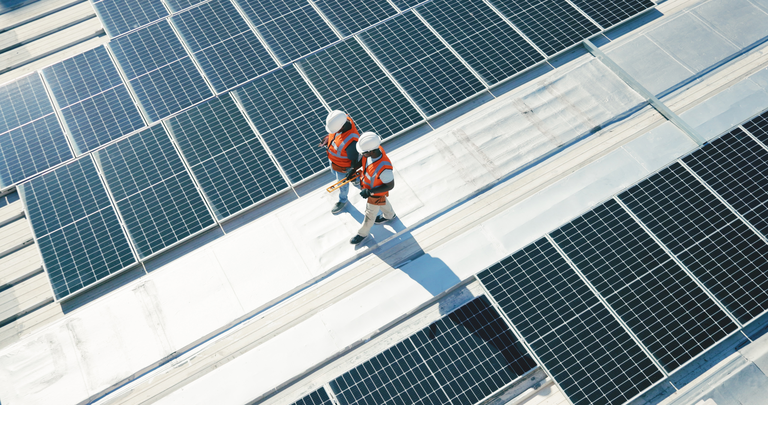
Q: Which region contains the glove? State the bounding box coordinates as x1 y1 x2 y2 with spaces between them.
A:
345 168 358 181
360 189 372 199
318 135 329 148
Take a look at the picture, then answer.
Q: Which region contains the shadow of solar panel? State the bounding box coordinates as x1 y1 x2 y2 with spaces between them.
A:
172 0 277 93
478 238 664 404
110 21 211 122
93 0 168 38
570 0 655 29
619 163 768 325
234 0 338 63
685 129 768 239
0 115 72 188
0 73 53 134
43 46 145 154
292 387 334 405
314 0 398 36
166 95 288 220
19 157 136 299
417 0 544 86
165 0 204 12
94 125 215 259
330 296 534 405
234 67 327 184
552 200 737 372
360 12 485 117
299 38 422 139
488 0 599 56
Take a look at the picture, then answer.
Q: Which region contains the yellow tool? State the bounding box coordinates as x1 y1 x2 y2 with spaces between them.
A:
326 171 360 193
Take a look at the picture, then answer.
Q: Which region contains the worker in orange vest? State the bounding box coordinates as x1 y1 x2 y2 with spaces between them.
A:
350 132 396 245
321 110 361 214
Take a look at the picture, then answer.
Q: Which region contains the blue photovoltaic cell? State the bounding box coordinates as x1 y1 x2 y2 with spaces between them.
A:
94 125 214 258
619 163 768 325
110 21 211 122
172 0 277 93
570 0 655 29
0 73 53 134
292 387 334 405
478 238 664 404
417 0 544 86
299 38 423 139
93 0 168 38
488 0 600 56
0 115 73 188
19 156 136 299
744 111 768 146
360 12 485 116
234 67 329 183
234 0 338 63
42 46 145 153
552 200 737 372
166 95 288 220
164 0 204 12
391 0 422 9
314 0 398 36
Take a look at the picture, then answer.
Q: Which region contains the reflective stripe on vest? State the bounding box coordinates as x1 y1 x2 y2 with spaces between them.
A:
328 132 359 158
362 150 393 197
326 116 359 169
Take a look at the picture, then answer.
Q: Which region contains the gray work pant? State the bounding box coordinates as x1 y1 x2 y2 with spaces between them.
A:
357 198 395 238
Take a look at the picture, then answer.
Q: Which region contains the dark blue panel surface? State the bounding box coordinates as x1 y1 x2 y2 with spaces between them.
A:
94 0 168 38
619 163 768 325
292 387 334 405
235 67 328 184
95 125 214 258
167 95 288 220
0 73 53 134
172 0 277 92
235 0 338 63
744 111 768 146
42 45 124 107
417 0 544 86
0 115 72 188
164 0 204 12
360 12 485 116
570 0 655 29
390 0 422 9
315 0 397 36
20 157 136 299
300 38 422 139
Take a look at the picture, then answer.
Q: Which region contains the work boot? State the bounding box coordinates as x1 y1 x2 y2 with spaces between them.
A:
375 214 396 224
350 235 367 245
331 201 346 214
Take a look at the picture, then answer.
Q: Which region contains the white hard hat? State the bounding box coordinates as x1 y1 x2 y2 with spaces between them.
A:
325 110 347 134
357 131 381 153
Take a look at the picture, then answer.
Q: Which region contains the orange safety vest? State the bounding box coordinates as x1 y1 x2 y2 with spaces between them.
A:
361 147 392 197
326 116 359 172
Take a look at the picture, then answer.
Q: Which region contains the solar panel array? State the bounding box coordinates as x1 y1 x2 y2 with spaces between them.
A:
293 296 535 405
477 109 768 404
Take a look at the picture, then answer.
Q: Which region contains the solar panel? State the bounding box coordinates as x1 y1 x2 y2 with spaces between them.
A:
743 111 768 151
233 67 328 184
487 0 600 56
0 73 53 134
42 46 145 154
569 0 655 29
329 296 534 405
298 38 423 139
314 0 398 36
551 200 737 372
478 238 665 404
109 21 212 122
390 0 422 9
171 0 278 93
166 95 288 220
619 163 768 325
0 115 73 188
292 387 334 405
93 0 169 38
233 0 338 64
19 156 136 299
164 0 204 13
93 124 215 259
685 129 768 239
359 12 486 116
416 0 544 86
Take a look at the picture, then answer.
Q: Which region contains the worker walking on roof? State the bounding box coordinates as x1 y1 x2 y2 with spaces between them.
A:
322 110 361 214
350 132 397 245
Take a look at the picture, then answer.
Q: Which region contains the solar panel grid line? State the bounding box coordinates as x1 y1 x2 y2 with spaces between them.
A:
409 8 492 89
323 383 341 405
569 0 657 33
479 0 550 59
563 0 605 31
406 337 455 404
384 0 402 12
543 234 670 378
103 44 155 125
165 17 218 95
290 63 332 112
307 0 344 40
228 0 285 66
612 196 744 330
739 125 768 153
